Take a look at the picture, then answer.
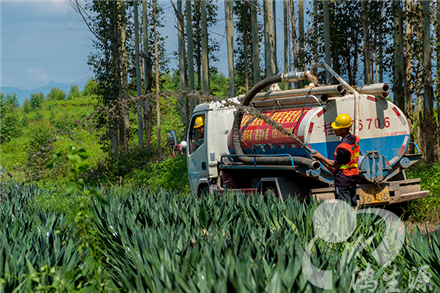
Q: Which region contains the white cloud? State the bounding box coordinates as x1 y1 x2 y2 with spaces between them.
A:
5 0 70 17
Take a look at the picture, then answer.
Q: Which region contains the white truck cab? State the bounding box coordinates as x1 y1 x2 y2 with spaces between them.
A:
186 99 238 195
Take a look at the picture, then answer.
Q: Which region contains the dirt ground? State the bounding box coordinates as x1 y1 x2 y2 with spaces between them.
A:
404 220 440 235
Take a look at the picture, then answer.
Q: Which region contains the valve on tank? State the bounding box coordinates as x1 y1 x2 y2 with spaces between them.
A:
358 151 390 183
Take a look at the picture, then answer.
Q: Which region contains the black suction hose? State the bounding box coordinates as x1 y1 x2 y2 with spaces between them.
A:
232 75 320 170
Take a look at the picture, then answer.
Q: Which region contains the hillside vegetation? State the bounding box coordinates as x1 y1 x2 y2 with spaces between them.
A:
0 78 191 193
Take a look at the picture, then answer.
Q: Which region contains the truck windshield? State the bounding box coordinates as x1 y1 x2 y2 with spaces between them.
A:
189 114 205 154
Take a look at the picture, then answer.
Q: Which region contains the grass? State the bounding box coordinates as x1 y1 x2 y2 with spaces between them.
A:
406 162 440 222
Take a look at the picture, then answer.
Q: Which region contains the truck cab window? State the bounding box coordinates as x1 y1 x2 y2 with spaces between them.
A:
189 114 205 154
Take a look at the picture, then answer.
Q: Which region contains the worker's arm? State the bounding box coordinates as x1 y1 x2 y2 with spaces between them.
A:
311 152 341 171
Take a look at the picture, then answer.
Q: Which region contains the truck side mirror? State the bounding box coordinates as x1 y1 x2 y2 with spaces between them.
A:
167 130 177 147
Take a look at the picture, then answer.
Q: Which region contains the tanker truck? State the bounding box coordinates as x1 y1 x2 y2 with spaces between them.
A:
168 62 429 206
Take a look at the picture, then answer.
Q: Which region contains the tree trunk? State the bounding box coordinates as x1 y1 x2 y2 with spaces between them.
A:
405 0 414 153
298 0 304 86
323 0 331 85
186 0 195 115
153 0 161 157
290 0 298 88
422 0 434 161
251 0 260 85
436 0 440 157
225 0 234 97
416 2 424 156
272 0 277 74
244 3 249 93
142 0 152 147
362 0 372 85
111 2 119 154
264 0 275 77
118 0 129 149
134 0 143 148
284 0 289 89
379 5 384 83
177 0 188 125
201 0 209 95
393 0 404 110
195 0 201 92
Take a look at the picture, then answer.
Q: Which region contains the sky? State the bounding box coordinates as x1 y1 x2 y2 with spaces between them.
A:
1 0 299 93
0 0 232 92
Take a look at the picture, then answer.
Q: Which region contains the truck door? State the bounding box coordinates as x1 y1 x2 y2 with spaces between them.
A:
187 113 209 194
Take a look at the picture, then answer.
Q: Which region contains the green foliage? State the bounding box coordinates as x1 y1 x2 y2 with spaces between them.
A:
210 72 229 98
81 78 99 97
25 120 56 181
2 182 440 292
131 154 189 192
0 181 111 292
406 162 440 222
67 84 82 100
47 87 66 101
30 92 45 110
22 98 31 113
4 92 19 109
0 94 22 144
91 189 439 292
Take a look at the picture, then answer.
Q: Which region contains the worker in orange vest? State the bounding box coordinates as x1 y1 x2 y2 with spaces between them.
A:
311 114 360 210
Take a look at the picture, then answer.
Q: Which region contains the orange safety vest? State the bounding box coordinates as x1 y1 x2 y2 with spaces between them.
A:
333 135 360 176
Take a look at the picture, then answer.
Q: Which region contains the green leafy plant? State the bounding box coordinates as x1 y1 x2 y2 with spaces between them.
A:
406 162 440 222
0 93 22 144
47 87 66 101
48 146 105 202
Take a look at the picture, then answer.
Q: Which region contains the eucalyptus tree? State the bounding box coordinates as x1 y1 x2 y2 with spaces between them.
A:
142 0 152 147
251 0 261 85
153 0 161 157
186 0 195 114
393 0 404 110
422 0 435 161
191 0 220 93
289 0 298 88
69 0 132 153
225 0 234 96
435 0 440 153
233 0 260 94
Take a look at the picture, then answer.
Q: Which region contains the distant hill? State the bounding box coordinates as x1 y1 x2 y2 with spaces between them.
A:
1 76 92 106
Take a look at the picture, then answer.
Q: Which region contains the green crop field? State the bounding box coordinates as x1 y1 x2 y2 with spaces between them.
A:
1 181 439 292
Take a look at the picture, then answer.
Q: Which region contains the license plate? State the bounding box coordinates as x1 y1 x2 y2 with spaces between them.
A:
359 186 390 205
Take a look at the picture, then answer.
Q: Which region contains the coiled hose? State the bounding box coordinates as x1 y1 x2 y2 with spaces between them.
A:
231 75 320 170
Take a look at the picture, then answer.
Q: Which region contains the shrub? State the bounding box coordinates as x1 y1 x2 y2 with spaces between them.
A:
22 98 31 113
406 162 440 222
47 87 66 101
29 92 45 109
82 78 98 97
25 120 56 181
0 95 21 144
67 84 81 100
4 92 19 109
131 154 190 192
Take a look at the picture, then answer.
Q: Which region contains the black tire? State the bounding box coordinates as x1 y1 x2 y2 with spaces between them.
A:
199 185 210 197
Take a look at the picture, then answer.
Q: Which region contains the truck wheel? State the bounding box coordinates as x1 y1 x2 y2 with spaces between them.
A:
199 185 210 197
